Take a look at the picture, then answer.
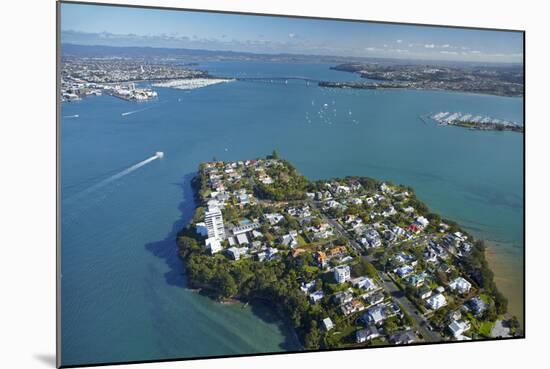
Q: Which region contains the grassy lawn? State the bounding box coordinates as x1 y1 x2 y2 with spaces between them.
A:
326 323 361 348
478 321 494 337
479 293 492 304
297 234 308 246
303 265 320 274
369 337 387 346
297 238 338 251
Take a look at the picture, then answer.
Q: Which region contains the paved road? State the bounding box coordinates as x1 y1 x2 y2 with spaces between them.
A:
309 200 364 253
378 271 442 342
309 199 442 342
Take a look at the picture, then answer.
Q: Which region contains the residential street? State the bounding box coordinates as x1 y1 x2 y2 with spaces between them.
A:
378 271 442 342
310 199 442 343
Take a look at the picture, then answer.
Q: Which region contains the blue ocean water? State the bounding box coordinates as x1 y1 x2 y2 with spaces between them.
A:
60 62 523 366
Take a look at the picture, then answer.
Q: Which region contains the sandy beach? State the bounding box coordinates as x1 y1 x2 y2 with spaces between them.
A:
485 243 524 326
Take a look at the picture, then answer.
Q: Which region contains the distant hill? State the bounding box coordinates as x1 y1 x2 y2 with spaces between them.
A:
60 43 357 64
61 43 523 70
62 43 257 58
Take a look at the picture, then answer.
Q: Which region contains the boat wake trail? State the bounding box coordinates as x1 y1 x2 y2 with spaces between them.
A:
65 152 164 202
121 107 151 116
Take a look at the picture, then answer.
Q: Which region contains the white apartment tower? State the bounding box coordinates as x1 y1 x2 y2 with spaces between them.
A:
204 206 225 241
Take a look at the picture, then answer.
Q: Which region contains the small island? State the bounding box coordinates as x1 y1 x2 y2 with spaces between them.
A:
177 153 521 350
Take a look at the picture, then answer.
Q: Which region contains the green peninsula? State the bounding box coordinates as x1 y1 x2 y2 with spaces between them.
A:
177 153 521 350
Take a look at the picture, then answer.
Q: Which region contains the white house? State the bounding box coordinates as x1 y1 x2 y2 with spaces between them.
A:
365 292 385 307
350 197 363 205
366 305 387 325
264 213 284 225
236 233 249 246
395 265 414 278
205 237 223 254
392 226 406 237
309 290 325 304
402 206 415 214
363 229 382 248
266 247 279 260
256 251 266 262
449 277 472 295
426 293 447 310
418 286 433 300
334 265 351 284
416 216 429 228
227 247 247 260
351 276 377 291
380 182 391 193
280 233 299 248
238 193 250 205
207 198 224 210
364 324 381 341
300 280 316 294
333 290 354 305
448 320 471 338
336 185 351 194
251 230 263 239
322 317 334 331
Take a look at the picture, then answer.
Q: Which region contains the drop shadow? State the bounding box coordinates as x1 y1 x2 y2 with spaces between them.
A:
145 172 197 288
33 353 56 367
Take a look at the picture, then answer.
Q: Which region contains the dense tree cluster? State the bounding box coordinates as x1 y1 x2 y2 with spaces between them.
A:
350 258 378 279
255 160 309 201
177 234 329 349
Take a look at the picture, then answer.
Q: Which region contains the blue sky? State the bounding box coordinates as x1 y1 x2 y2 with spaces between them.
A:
61 3 523 63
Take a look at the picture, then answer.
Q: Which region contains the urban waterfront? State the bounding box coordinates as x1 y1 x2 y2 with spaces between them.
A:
61 61 523 366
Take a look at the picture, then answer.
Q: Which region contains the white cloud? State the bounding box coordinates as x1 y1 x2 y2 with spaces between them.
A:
61 30 523 63
486 52 523 58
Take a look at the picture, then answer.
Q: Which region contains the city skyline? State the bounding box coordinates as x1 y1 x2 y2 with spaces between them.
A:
61 3 523 63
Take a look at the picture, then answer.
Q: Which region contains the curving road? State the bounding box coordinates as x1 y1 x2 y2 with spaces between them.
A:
309 199 442 343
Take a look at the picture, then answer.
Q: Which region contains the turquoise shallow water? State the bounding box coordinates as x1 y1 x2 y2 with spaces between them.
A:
60 61 523 366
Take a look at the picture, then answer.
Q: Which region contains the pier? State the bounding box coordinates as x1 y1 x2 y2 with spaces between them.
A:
426 111 523 133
